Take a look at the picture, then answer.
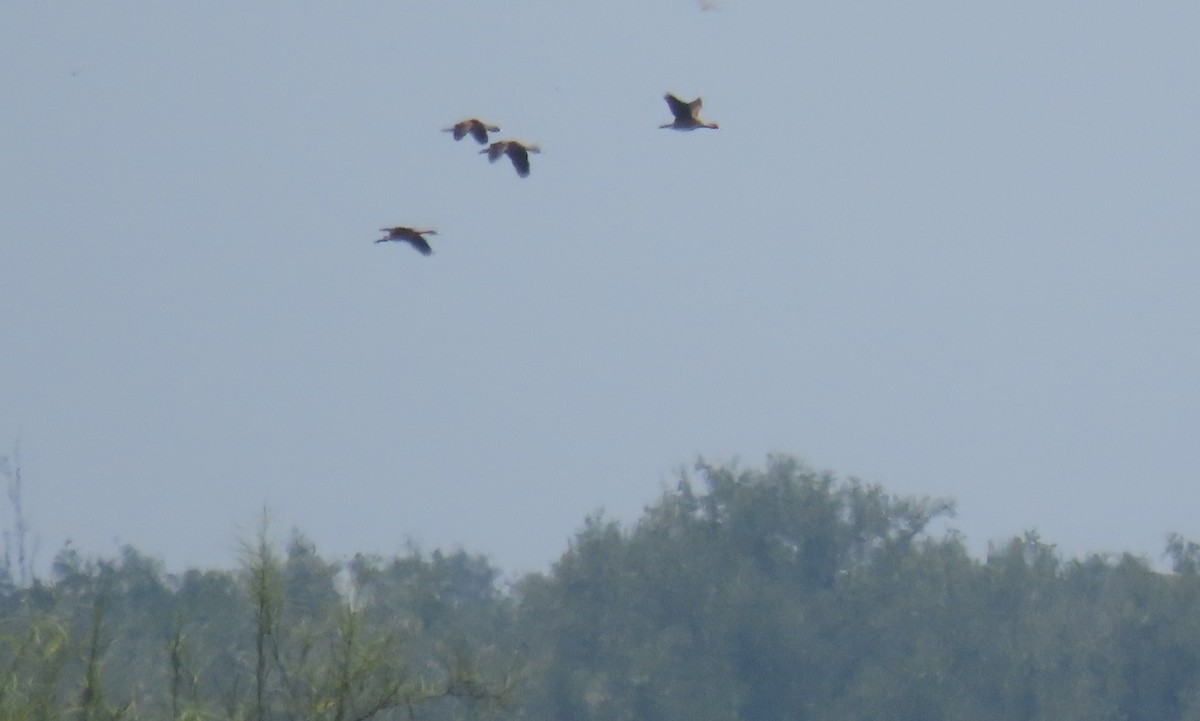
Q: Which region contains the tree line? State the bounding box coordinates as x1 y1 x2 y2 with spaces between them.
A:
3 455 1200 720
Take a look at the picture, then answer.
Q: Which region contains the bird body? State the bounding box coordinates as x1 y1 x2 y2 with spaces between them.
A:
376 226 438 255
660 93 718 130
443 118 501 145
481 140 541 177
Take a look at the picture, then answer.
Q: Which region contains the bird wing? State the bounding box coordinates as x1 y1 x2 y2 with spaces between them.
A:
689 97 704 115
664 93 692 120
468 121 489 144
407 236 434 255
484 142 507 162
507 144 531 177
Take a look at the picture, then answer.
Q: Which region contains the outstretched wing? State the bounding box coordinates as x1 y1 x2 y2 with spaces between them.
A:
468 121 490 144
484 141 507 162
507 145 531 177
406 235 434 255
664 93 692 120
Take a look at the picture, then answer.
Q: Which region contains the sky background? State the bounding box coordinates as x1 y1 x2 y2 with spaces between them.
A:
2 2 1198 578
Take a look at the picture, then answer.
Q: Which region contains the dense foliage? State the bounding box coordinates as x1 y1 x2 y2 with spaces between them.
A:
0 526 515 721
3 455 1200 720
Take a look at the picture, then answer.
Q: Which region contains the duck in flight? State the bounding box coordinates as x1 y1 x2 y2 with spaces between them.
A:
443 118 502 145
660 93 719 130
376 226 438 255
481 140 541 178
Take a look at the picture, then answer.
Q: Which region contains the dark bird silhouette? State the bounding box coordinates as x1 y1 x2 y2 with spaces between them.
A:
481 140 541 178
376 226 438 255
660 93 719 130
443 118 502 145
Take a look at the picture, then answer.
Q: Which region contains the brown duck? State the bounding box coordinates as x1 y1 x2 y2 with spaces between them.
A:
481 140 541 178
376 226 438 255
443 118 502 145
660 93 719 130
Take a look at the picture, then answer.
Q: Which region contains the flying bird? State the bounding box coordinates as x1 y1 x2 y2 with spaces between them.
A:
376 226 438 255
443 118 502 145
660 93 719 130
481 140 541 178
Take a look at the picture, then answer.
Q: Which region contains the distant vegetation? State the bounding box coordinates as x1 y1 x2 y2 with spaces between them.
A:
3 455 1200 720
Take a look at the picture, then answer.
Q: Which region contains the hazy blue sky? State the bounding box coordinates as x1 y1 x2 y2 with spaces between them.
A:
2 2 1197 576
